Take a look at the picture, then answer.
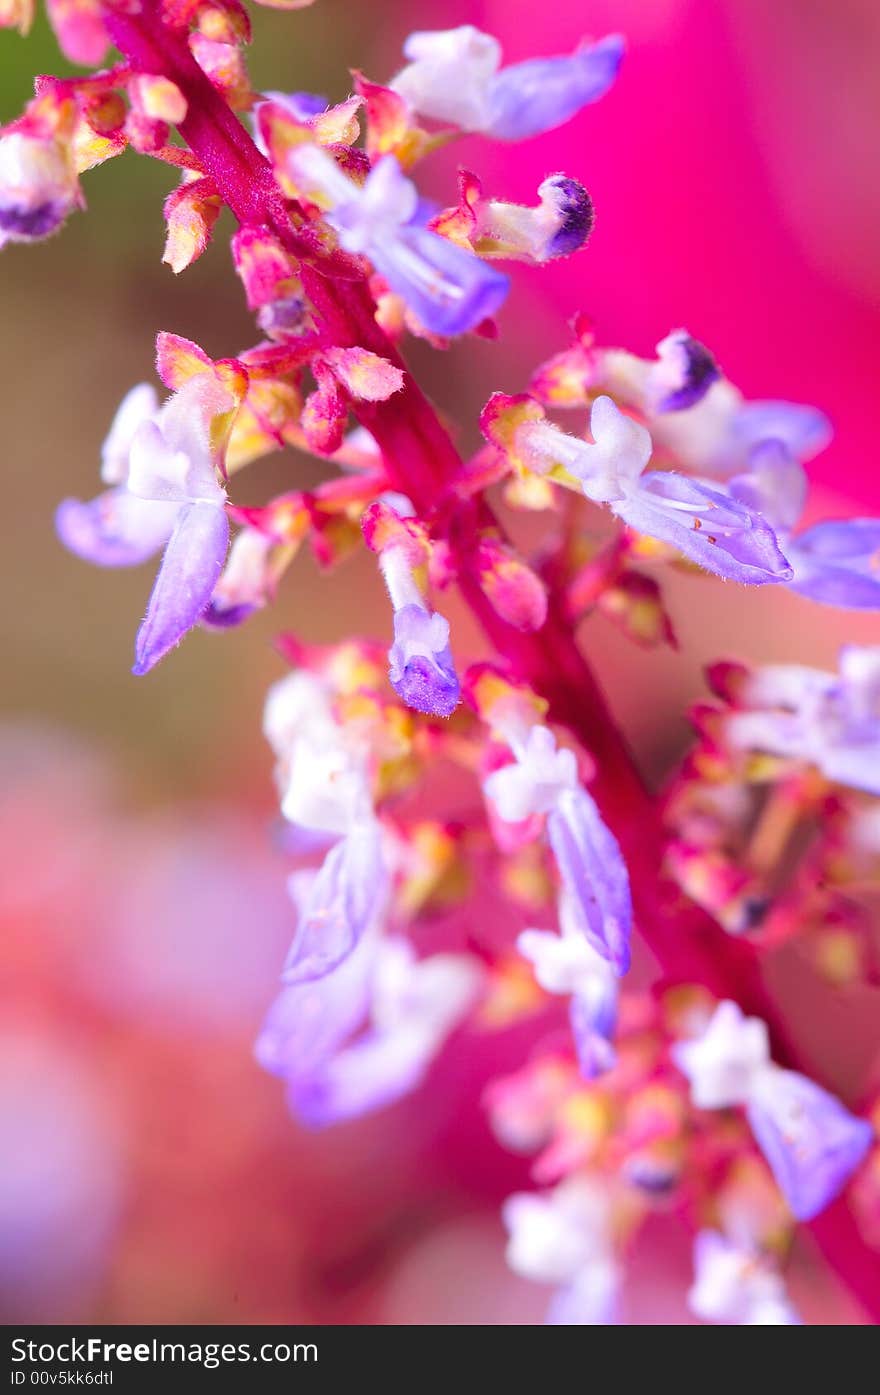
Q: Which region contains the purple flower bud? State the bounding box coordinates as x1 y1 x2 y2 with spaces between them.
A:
539 175 594 259
746 1068 873 1221
547 787 632 975
388 602 460 718
651 330 720 412
0 132 78 246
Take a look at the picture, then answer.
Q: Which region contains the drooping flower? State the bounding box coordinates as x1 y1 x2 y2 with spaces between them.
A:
484 723 632 974
57 373 237 671
389 26 624 142
502 394 792 585
285 144 509 336
723 645 880 796
502 1175 621 1324
688 1231 800 1325
674 1000 873 1219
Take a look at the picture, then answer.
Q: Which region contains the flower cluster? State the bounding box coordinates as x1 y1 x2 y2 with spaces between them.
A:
7 2 880 1324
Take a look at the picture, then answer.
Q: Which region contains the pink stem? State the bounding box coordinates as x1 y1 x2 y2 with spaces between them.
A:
104 1 880 1321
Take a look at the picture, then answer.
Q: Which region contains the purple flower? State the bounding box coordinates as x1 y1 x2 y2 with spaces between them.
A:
616 469 792 585
260 934 482 1129
281 820 388 984
57 375 236 673
287 146 508 336
390 27 623 142
519 397 792 585
674 1001 873 1220
547 787 632 976
747 1068 873 1221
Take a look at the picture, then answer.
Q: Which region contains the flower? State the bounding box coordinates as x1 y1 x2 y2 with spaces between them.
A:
514 395 793 585
485 724 632 974
672 1000 770 1110
281 822 387 983
258 930 482 1127
57 374 236 671
674 1001 873 1219
724 645 880 795
390 26 624 141
518 892 619 1079
484 724 577 822
502 1176 620 1324
688 1231 800 1325
286 145 509 336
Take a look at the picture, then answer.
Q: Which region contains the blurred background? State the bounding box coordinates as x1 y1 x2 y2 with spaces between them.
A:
1 0 878 1323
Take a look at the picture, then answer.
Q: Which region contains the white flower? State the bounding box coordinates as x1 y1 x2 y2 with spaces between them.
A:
672 1000 770 1110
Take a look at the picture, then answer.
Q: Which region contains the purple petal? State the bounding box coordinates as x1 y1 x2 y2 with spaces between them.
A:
728 439 807 532
788 519 880 609
254 932 375 1081
547 788 632 975
730 400 832 462
288 1026 432 1129
388 603 460 718
486 35 625 141
281 823 387 985
569 994 617 1080
132 501 229 675
56 489 178 568
371 225 509 336
617 472 793 584
747 1070 873 1221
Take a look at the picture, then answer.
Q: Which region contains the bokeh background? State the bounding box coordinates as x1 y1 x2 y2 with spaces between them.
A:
1 0 879 1323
